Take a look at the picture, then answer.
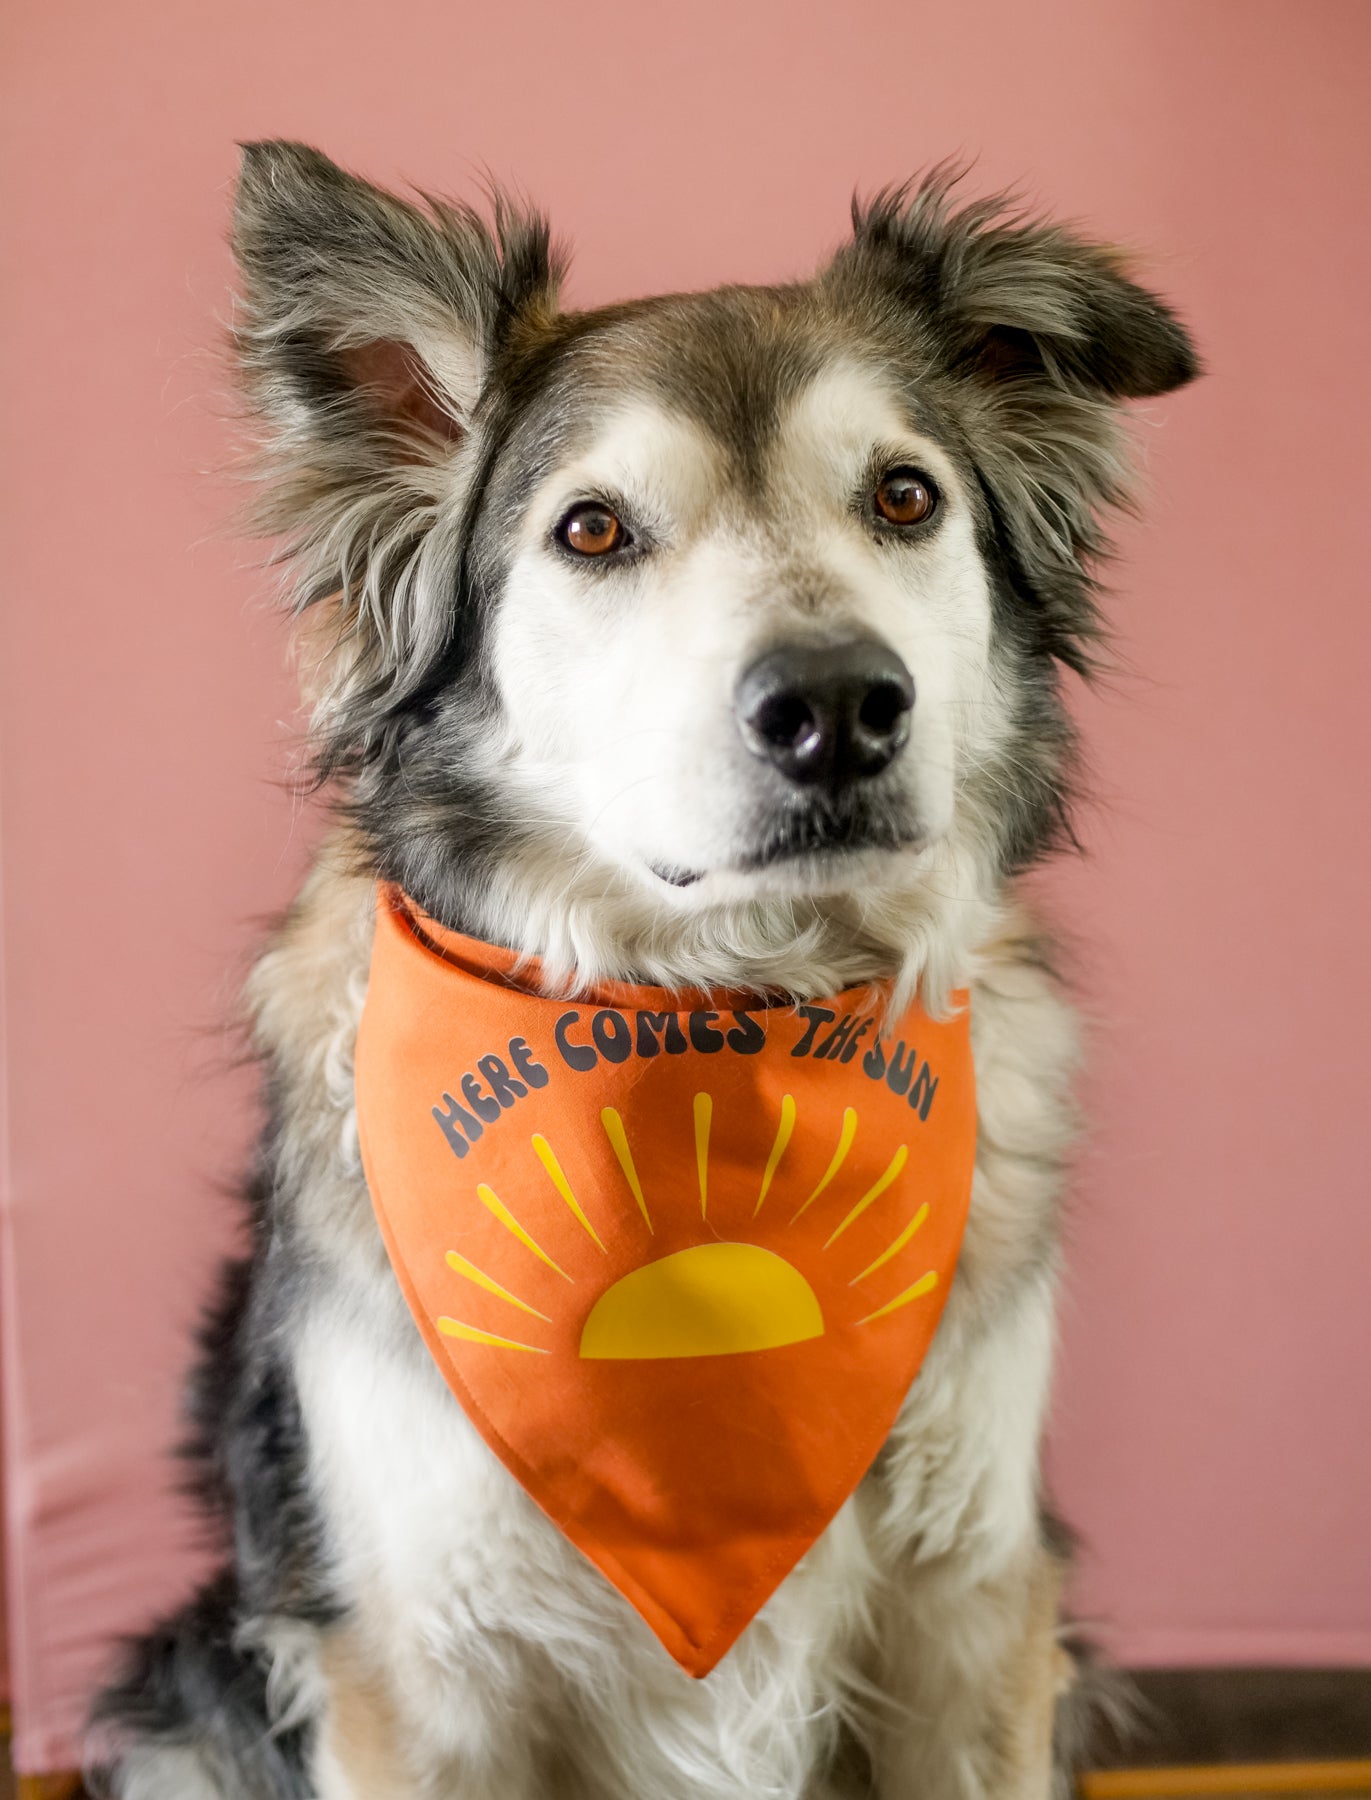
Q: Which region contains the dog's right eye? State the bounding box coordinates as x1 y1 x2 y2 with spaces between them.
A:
874 468 938 527
556 503 626 557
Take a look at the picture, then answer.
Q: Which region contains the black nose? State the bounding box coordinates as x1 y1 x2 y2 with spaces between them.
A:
735 637 915 788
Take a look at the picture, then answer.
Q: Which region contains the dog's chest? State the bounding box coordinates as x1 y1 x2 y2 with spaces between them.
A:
295 1282 856 1790
271 886 1072 1791
291 1210 1054 1796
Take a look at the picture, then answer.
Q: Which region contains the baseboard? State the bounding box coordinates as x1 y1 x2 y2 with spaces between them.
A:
1107 1668 1371 1767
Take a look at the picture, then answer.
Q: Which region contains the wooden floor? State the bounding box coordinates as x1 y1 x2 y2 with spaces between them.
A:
12 1756 1369 1800
1083 1769 1371 1798
7 1763 1370 1796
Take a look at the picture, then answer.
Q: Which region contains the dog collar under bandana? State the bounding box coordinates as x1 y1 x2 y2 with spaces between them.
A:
354 887 976 1676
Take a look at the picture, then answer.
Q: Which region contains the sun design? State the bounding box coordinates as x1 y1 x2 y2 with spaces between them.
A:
434 1094 939 1361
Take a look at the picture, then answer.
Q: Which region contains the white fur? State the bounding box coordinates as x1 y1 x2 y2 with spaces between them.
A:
490 366 1007 915
116 1747 228 1800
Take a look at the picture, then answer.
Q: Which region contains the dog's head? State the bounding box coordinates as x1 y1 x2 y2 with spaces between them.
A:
232 143 1196 995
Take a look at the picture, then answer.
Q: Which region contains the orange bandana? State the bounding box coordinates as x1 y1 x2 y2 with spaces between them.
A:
354 888 976 1675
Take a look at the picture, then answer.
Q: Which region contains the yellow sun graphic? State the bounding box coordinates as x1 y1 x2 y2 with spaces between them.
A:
433 1094 939 1361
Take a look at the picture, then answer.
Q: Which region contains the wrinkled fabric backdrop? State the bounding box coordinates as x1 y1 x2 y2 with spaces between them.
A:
2 0 1369 1772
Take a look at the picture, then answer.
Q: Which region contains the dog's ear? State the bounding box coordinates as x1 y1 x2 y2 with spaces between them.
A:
230 142 562 767
828 174 1199 671
845 175 1198 402
233 139 559 459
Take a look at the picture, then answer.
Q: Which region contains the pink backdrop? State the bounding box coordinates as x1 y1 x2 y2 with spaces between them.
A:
3 0 1369 1772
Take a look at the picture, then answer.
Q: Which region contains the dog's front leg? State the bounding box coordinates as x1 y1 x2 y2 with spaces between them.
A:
310 1627 546 1800
310 1630 412 1800
869 1540 1070 1800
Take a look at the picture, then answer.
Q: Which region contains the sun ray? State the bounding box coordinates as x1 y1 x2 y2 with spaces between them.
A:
754 1093 796 1216
694 1093 712 1218
823 1145 908 1250
475 1183 572 1281
437 1315 548 1354
601 1107 653 1233
531 1134 606 1251
857 1269 938 1325
445 1250 550 1320
791 1107 859 1223
851 1202 930 1284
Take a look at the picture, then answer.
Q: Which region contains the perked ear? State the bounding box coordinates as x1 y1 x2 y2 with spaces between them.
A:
829 173 1199 674
229 143 561 766
232 139 560 458
846 173 1199 402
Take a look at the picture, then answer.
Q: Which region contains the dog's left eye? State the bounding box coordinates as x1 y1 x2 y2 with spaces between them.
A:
556 502 627 557
874 468 938 527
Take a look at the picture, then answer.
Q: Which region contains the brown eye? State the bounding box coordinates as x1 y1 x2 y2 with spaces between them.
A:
874 468 937 527
557 502 625 557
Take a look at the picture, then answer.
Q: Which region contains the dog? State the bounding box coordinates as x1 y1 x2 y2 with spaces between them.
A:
90 141 1197 1799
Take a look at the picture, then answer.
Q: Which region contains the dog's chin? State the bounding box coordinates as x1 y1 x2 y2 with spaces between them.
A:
646 815 928 905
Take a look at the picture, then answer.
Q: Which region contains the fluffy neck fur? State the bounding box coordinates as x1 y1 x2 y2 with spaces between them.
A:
357 810 1004 1021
